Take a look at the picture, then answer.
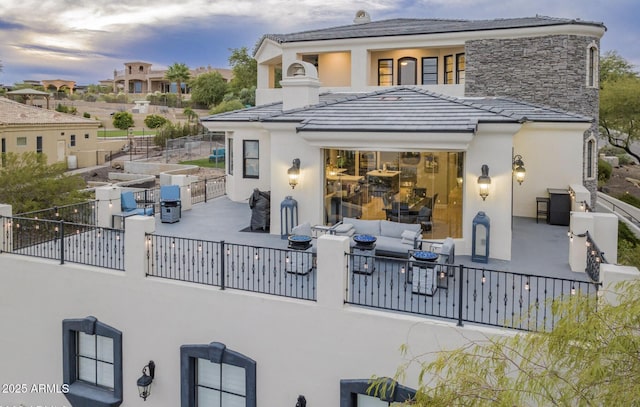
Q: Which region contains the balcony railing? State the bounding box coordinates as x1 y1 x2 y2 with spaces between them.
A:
345 253 599 332
585 231 607 282
1 217 124 271
17 201 98 225
146 234 316 301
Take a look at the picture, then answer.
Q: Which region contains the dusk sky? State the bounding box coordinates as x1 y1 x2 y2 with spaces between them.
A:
0 0 637 86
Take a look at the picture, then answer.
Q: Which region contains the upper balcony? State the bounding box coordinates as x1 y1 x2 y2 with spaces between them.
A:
257 46 467 105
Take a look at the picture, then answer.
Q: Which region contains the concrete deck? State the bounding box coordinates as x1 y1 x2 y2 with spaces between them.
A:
153 196 592 283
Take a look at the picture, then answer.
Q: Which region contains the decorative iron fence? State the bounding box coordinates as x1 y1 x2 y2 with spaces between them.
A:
585 231 606 282
1 217 124 271
17 201 98 225
190 176 226 204
146 234 315 301
345 253 598 333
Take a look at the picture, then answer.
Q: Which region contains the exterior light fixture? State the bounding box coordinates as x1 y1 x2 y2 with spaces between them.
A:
512 154 526 185
137 361 155 401
477 164 491 201
288 158 301 189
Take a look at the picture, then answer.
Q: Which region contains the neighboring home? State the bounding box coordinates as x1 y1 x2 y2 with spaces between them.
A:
0 97 101 168
104 62 233 95
202 12 605 261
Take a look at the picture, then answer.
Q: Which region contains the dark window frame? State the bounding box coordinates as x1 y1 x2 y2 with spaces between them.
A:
36 136 43 153
243 140 259 179
587 138 595 179
228 137 234 176
70 134 76 147
397 57 417 86
340 379 416 407
456 53 465 84
378 59 394 86
444 55 454 84
180 342 256 407
588 45 598 87
62 316 123 407
421 57 438 85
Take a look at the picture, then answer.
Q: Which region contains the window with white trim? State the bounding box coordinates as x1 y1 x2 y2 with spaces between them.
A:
17 136 27 146
62 316 123 407
228 137 234 175
181 342 256 407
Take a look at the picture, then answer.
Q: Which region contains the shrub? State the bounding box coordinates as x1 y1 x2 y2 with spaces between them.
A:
598 159 612 183
112 111 134 130
210 99 245 114
83 112 91 118
144 114 169 129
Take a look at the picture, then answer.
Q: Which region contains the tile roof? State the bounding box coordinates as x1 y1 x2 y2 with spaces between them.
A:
0 97 99 126
201 87 591 133
261 16 606 45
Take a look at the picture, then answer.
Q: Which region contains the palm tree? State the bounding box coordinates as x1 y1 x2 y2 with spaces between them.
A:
165 62 191 106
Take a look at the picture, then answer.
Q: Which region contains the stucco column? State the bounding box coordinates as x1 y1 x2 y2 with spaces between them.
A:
124 216 156 280
316 234 350 308
600 263 640 306
0 204 13 252
570 183 591 211
95 186 122 228
171 174 192 211
593 213 618 264
569 212 592 273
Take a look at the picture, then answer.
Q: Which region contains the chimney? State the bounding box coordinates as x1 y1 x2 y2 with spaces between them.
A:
353 10 371 24
280 61 320 111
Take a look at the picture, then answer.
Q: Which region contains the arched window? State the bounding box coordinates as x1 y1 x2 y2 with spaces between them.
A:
586 135 596 179
398 57 417 86
587 42 599 88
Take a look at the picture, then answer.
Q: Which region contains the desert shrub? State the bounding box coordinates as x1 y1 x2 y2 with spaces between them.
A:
598 159 612 183
144 114 169 129
83 112 91 118
112 111 134 130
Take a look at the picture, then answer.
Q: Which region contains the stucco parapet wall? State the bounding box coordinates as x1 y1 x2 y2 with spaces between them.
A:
123 161 200 176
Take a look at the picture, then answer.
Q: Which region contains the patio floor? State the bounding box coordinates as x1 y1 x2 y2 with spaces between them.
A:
153 196 592 283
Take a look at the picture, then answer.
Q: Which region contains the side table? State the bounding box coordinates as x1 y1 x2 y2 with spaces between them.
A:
286 235 313 275
352 234 377 274
409 250 438 296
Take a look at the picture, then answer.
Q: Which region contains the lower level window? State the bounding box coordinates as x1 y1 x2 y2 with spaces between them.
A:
62 316 123 407
181 342 256 407
340 379 415 407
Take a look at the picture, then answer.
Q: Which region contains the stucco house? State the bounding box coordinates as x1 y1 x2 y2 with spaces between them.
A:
202 12 605 261
0 97 101 168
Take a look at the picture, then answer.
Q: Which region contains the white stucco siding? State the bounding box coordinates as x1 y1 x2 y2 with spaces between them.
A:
225 127 272 202
512 122 590 218
463 123 521 261
267 124 325 233
0 230 511 407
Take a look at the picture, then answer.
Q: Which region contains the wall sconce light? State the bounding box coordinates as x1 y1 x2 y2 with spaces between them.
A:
512 154 526 185
137 361 155 401
477 164 491 201
288 158 301 189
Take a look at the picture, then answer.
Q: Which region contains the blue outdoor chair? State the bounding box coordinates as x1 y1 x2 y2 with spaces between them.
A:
121 191 154 216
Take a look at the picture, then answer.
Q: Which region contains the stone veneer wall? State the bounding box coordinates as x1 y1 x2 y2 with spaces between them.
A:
465 35 600 206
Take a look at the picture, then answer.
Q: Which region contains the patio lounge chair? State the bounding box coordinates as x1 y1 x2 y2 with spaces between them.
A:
121 191 154 216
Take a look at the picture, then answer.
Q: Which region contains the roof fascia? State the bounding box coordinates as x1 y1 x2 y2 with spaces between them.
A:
519 121 592 133
254 38 283 64
278 23 605 51
297 130 475 150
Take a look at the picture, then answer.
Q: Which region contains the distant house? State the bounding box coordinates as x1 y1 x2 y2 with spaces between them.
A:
202 12 605 261
104 62 233 95
0 97 101 168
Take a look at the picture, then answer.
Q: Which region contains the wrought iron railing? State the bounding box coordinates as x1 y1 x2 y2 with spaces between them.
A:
146 234 315 301
344 253 598 332
17 201 98 225
190 176 226 204
1 217 124 271
585 231 607 282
